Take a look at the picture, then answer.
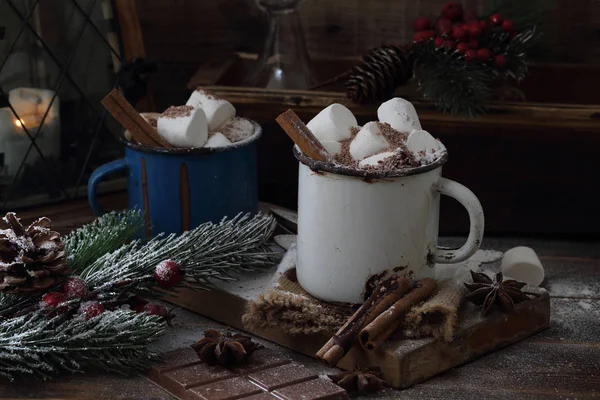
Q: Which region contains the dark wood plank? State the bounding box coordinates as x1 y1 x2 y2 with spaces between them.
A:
0 192 127 235
0 374 175 399
135 0 600 66
397 340 600 399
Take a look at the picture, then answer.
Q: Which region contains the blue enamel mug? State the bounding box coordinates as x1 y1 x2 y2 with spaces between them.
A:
88 119 261 237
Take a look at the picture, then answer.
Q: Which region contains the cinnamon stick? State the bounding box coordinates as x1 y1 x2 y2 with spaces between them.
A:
276 109 331 162
102 89 172 148
358 278 437 351
316 276 411 366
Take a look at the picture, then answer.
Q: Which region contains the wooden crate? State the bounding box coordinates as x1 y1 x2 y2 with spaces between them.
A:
183 54 600 236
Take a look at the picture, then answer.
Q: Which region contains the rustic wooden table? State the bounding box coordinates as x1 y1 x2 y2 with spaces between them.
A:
0 195 598 399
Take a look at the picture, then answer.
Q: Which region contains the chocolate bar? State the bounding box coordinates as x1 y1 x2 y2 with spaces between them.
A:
149 347 348 400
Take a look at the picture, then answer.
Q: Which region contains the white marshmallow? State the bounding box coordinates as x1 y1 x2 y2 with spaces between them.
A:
349 122 390 161
377 97 422 132
406 129 440 156
501 246 545 286
306 103 357 142
186 89 236 131
157 106 208 148
320 141 342 156
205 132 232 148
358 151 396 168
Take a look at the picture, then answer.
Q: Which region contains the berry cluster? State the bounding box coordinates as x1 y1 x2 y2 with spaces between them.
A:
413 2 515 68
40 260 183 323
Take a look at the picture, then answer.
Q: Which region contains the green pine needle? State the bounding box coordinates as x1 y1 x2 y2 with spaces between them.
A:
413 42 494 117
64 210 144 273
0 310 164 381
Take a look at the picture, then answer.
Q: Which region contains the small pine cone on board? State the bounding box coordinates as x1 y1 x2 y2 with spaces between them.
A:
346 45 413 105
0 213 70 294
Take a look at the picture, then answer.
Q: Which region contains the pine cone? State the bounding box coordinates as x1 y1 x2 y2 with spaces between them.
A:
0 213 69 294
346 45 413 105
191 329 264 368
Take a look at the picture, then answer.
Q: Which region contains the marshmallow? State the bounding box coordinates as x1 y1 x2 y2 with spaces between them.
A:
377 97 422 132
186 89 236 131
349 122 390 161
306 103 357 142
500 246 545 286
406 129 440 156
220 117 254 142
320 141 342 156
205 132 232 148
157 105 208 148
358 151 396 168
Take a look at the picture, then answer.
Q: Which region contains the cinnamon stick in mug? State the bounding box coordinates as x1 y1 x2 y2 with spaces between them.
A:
276 109 331 163
359 278 437 351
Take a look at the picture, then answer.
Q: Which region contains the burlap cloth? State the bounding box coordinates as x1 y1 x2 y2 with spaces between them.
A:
242 244 465 341
242 245 354 336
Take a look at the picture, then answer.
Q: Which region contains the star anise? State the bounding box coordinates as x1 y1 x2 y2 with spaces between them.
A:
328 366 386 394
191 329 264 368
464 271 530 316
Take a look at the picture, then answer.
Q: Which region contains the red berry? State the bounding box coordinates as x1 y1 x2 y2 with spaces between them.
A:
468 40 479 49
452 25 466 40
41 292 67 308
443 40 455 50
468 21 482 37
462 23 469 31
154 260 183 288
434 37 444 48
80 301 105 320
413 17 431 32
465 49 477 61
143 303 175 326
456 42 469 54
479 20 489 30
489 13 503 26
494 54 508 68
63 277 89 299
502 19 514 32
441 2 463 21
476 48 492 61
435 18 453 35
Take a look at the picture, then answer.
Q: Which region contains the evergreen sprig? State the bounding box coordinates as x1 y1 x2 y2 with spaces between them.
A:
410 24 540 117
413 42 494 117
0 309 164 381
64 209 145 273
80 212 280 291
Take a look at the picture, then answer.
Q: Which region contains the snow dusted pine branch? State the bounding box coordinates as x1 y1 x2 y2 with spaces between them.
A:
0 310 164 381
64 209 145 273
80 212 281 290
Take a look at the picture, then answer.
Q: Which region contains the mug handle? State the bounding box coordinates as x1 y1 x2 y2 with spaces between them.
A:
88 159 127 216
434 177 485 263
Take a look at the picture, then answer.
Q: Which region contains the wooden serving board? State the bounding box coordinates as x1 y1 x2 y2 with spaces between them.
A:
162 259 550 389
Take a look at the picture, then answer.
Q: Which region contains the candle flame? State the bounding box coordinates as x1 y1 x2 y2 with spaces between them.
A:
14 119 23 128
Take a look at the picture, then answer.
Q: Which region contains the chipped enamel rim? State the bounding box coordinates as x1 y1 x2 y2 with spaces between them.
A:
123 119 262 155
293 144 448 179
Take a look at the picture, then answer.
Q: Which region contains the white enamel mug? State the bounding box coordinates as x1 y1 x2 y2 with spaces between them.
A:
294 146 484 304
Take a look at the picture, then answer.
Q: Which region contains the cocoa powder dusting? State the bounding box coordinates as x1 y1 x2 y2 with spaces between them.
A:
332 127 359 168
194 87 221 100
363 151 418 172
161 105 194 118
376 122 408 149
